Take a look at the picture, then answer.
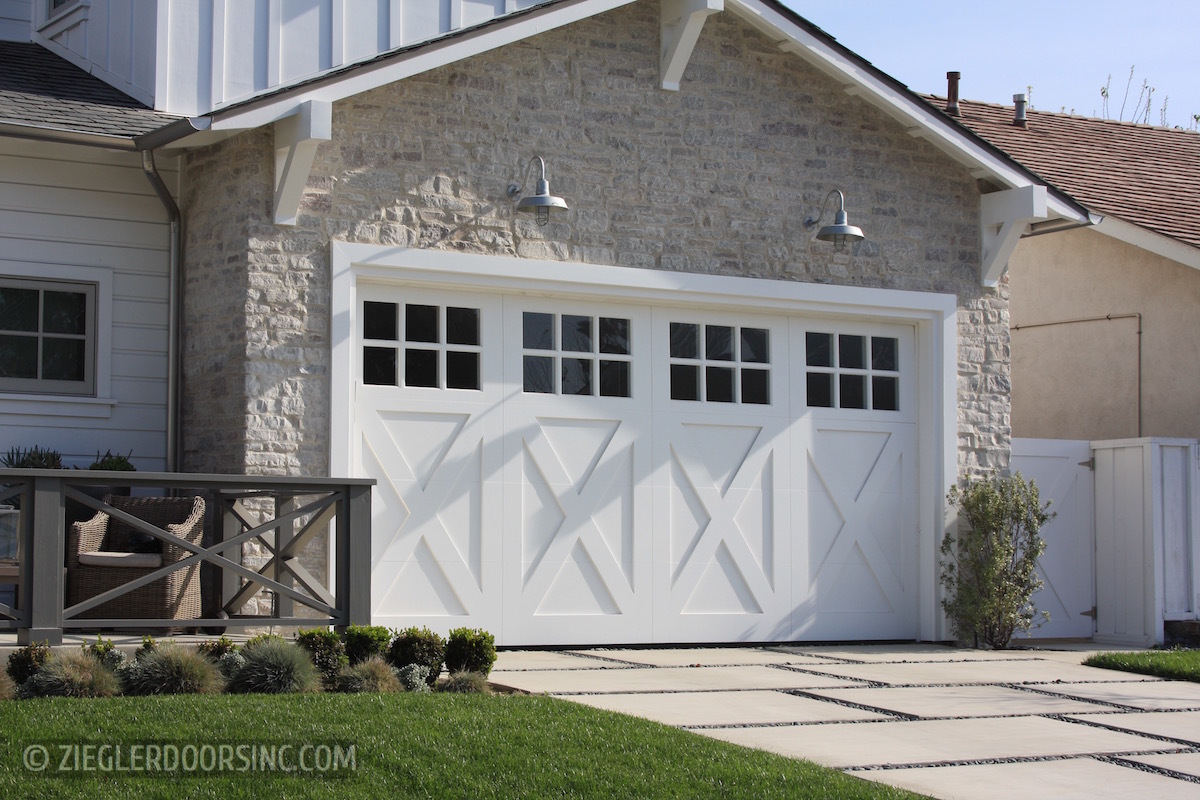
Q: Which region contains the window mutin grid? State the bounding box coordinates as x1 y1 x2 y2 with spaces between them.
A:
522 311 632 398
0 277 96 396
361 301 482 390
668 321 770 404
805 331 900 411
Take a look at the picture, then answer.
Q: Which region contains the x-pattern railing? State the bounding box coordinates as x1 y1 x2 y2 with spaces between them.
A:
0 470 373 644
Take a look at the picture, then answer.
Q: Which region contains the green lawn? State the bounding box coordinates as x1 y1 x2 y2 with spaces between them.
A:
0 692 925 799
1084 648 1200 683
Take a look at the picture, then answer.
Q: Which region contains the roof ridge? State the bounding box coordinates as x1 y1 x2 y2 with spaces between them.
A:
921 92 1200 135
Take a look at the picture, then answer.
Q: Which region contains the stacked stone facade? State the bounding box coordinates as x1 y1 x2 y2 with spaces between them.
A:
181 3 1007 479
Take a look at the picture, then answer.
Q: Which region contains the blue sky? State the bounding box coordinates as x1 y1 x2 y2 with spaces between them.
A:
781 0 1199 128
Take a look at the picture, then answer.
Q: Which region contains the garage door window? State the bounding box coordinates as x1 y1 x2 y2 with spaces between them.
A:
668 322 770 404
805 332 899 411
362 301 481 390
522 312 631 397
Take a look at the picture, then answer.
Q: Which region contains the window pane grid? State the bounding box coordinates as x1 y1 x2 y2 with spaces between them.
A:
522 312 631 398
669 322 770 404
362 301 482 390
0 278 94 395
805 331 899 411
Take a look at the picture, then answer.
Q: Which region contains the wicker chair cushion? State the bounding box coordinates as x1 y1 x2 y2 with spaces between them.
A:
78 551 163 569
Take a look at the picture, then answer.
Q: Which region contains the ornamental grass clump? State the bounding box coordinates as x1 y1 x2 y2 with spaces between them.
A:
20 650 120 699
120 644 223 696
336 656 401 694
387 626 445 687
437 671 491 695
444 627 497 677
940 471 1053 649
226 637 321 695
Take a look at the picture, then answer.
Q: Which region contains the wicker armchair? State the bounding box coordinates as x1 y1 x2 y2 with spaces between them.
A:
66 495 206 623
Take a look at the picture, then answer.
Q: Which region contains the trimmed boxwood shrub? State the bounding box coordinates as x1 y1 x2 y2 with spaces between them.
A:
120 644 223 696
444 627 497 677
6 641 50 686
336 656 401 694
20 650 120 698
343 625 392 665
227 638 321 695
387 627 445 687
297 628 349 688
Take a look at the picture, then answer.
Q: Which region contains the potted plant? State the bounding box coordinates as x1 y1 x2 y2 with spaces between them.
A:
69 450 136 525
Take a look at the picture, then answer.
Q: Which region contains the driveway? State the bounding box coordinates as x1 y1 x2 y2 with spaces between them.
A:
491 644 1200 799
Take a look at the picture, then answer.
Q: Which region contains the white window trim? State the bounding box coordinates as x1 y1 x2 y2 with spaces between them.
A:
37 0 88 37
330 242 958 642
0 262 114 419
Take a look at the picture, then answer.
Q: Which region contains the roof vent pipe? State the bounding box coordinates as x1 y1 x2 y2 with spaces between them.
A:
946 71 961 116
1013 93 1028 127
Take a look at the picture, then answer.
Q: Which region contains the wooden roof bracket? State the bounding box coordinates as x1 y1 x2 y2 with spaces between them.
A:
274 99 332 226
980 185 1047 287
661 0 723 91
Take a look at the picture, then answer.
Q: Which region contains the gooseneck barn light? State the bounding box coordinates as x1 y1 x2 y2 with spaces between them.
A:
507 155 568 225
803 189 865 252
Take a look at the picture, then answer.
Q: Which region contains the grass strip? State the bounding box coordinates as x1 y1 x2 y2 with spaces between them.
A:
1084 648 1200 682
0 692 925 799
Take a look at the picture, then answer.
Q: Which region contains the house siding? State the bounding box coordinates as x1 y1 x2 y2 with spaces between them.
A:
0 137 173 469
180 3 1007 479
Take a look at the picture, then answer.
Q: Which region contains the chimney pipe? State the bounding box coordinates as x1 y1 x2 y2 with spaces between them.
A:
946 71 961 116
1013 93 1028 127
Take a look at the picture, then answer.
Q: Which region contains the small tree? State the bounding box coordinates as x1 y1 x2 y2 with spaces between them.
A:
940 472 1053 649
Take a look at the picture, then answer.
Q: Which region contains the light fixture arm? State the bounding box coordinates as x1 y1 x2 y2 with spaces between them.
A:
803 189 847 230
507 155 547 201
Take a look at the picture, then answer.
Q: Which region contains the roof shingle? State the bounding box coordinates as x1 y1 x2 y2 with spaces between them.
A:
923 94 1200 250
0 41 181 140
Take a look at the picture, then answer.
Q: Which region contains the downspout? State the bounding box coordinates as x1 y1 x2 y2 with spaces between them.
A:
140 149 182 471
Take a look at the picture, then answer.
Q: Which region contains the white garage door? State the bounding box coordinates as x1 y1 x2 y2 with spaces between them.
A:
353 284 918 645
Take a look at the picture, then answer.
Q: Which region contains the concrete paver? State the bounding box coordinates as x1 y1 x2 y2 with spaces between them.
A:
789 658 1152 686
1036 679 1200 710
492 650 620 671
1068 710 1200 746
868 757 1200 800
575 647 828 667
566 689 890 726
1126 751 1200 779
696 715 1173 770
807 683 1114 718
493 664 864 694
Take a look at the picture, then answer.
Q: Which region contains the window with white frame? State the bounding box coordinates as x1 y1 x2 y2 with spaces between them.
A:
0 277 96 396
668 321 771 404
361 300 482 390
522 311 633 397
805 331 899 411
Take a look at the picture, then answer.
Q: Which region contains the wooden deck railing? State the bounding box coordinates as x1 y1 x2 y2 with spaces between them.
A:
0 470 374 644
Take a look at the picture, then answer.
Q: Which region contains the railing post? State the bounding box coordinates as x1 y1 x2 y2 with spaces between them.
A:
340 483 372 628
274 495 295 620
20 473 64 645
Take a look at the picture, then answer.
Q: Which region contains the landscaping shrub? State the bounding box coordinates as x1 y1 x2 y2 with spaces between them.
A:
195 635 240 661
437 671 491 694
444 627 497 677
216 650 247 680
0 670 14 700
940 472 1053 649
296 628 349 688
20 650 120 698
121 644 223 696
336 656 401 694
387 626 445 686
343 624 392 665
394 663 431 693
226 638 321 695
137 635 159 658
6 641 50 686
82 635 126 671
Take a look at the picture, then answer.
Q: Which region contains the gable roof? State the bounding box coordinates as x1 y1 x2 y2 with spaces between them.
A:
0 41 187 147
923 94 1200 251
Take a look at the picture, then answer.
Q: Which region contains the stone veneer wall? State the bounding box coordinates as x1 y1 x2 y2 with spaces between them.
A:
180 2 1007 480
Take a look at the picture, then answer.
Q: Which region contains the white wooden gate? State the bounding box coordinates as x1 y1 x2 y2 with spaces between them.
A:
1011 438 1095 639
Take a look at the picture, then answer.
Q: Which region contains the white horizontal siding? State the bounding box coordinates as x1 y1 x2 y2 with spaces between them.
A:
0 0 30 41
0 138 173 470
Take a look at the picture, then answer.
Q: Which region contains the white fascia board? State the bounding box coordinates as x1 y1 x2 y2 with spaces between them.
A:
210 0 639 131
1094 216 1200 272
725 0 1086 214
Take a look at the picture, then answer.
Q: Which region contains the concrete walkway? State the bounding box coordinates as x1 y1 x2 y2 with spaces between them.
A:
491 643 1200 799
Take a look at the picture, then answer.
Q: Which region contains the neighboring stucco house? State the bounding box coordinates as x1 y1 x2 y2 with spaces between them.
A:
924 91 1200 442
1 0 1096 646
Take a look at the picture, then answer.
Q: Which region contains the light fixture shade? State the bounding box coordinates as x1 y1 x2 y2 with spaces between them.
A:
510 160 568 226
815 209 864 248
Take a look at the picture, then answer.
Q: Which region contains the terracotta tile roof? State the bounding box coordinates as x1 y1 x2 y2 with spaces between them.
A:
922 94 1200 250
0 41 181 140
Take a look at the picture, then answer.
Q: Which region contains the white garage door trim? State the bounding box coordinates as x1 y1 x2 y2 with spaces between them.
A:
330 243 957 643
